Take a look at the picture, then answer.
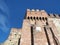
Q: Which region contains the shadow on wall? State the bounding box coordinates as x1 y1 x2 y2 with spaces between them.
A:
0 0 11 43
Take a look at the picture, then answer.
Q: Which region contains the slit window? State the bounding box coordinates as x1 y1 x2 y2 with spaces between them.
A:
18 37 21 45
31 26 34 45
44 27 51 45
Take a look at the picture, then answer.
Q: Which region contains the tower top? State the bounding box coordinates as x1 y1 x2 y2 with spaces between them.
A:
24 9 48 19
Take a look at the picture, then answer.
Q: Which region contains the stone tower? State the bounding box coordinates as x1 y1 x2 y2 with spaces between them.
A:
2 9 60 45
20 9 60 45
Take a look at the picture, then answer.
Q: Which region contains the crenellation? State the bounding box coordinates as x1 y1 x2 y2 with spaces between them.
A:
41 10 45 12
31 9 35 12
36 9 40 12
27 9 30 11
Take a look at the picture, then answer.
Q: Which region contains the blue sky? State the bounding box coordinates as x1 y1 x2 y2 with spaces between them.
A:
0 0 60 43
5 0 60 28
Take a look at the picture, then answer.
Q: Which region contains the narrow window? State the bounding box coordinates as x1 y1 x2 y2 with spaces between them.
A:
49 27 58 45
44 27 51 45
18 35 21 45
31 26 34 45
18 38 21 45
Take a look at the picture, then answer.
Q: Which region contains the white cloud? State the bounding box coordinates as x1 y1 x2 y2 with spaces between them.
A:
0 0 10 33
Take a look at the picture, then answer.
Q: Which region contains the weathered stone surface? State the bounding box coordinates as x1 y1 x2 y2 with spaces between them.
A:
2 9 60 45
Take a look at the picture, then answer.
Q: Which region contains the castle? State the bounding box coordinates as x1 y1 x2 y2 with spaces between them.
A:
2 9 60 45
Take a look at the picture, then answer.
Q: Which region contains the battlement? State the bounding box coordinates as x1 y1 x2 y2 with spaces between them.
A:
48 13 60 18
26 9 48 18
25 9 60 21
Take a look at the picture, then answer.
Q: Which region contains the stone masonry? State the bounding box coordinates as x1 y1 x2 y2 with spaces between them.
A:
2 9 60 45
